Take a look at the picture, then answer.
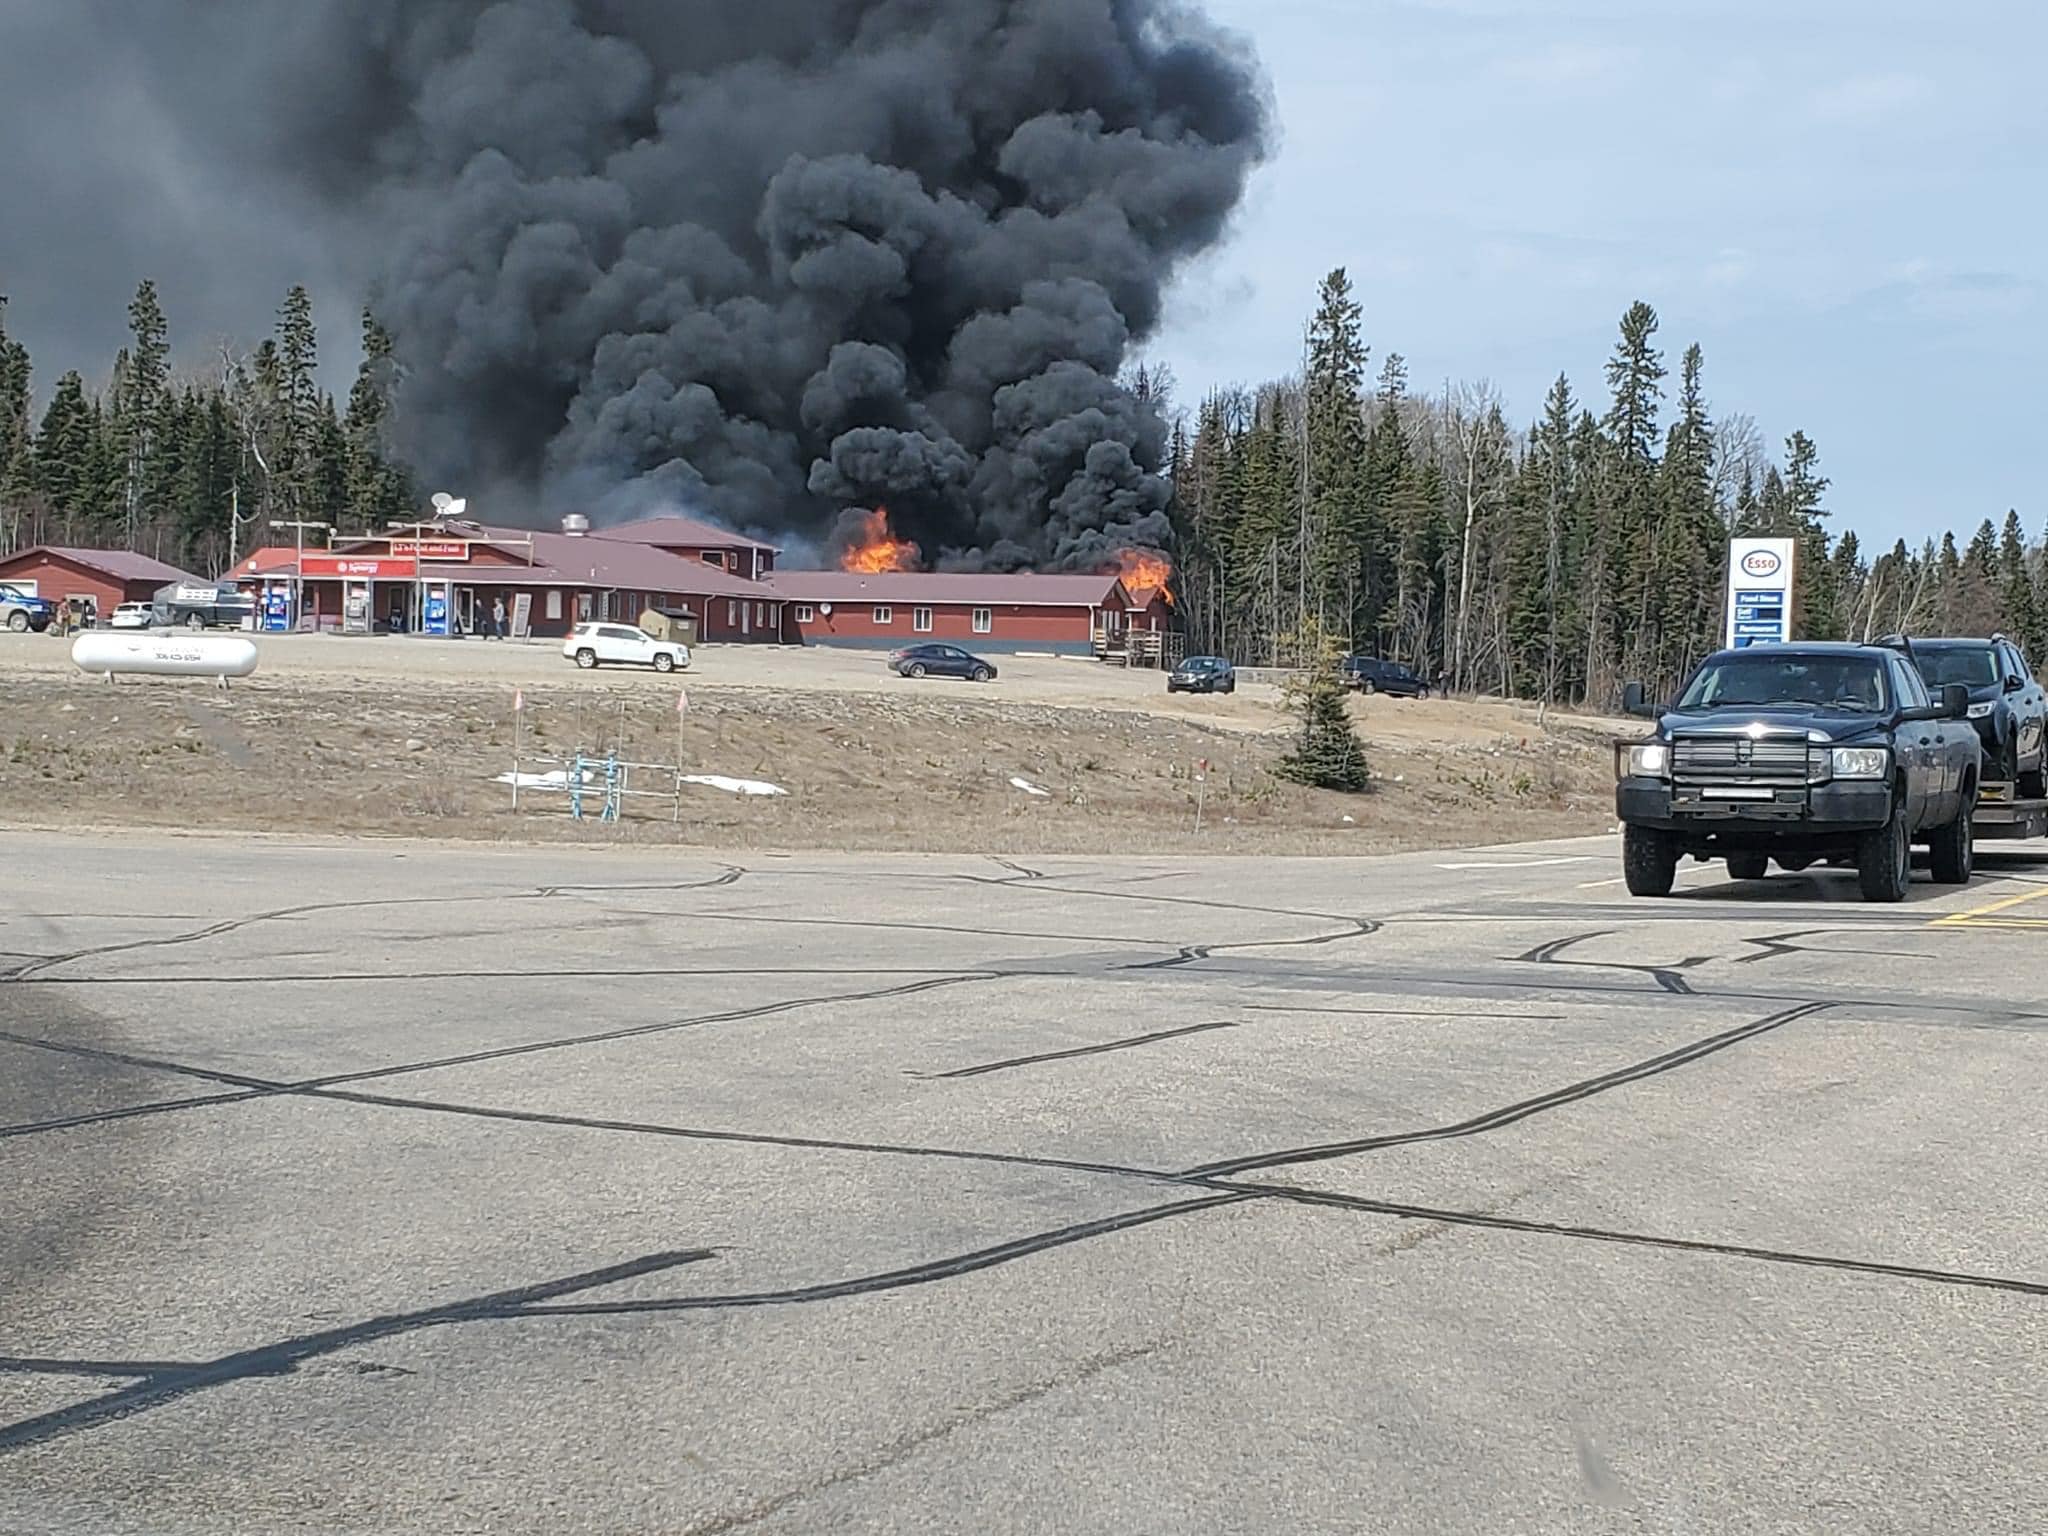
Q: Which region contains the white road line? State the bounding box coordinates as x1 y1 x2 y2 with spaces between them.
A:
1435 857 1593 871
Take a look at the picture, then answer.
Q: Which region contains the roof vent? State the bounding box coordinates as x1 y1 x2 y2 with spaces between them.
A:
562 513 591 538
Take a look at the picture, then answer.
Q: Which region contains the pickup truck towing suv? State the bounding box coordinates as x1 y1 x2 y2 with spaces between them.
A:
1615 642 1981 902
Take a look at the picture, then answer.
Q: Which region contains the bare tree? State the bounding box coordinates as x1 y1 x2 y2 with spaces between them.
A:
1441 380 1513 693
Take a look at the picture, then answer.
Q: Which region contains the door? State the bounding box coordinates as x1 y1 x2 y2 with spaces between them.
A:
1888 658 1932 829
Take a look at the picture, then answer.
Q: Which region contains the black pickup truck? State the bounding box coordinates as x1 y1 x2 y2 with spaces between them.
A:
1615 642 1981 902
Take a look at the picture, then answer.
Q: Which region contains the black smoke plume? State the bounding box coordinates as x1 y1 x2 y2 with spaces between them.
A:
10 0 1268 568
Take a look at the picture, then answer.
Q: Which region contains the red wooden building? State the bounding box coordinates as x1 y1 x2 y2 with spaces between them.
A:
0 546 205 623
768 571 1143 654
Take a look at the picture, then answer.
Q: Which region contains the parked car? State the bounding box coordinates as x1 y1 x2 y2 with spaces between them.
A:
562 622 691 673
1167 656 1236 694
0 582 57 633
1615 642 1980 902
109 602 156 630
892 643 997 682
1883 635 2047 799
1341 656 1431 697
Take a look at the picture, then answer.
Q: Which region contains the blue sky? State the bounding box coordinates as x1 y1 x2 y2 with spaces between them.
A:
1150 0 2046 548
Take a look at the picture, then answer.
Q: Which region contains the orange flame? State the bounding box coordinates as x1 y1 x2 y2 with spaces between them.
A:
839 507 922 573
1114 548 1174 604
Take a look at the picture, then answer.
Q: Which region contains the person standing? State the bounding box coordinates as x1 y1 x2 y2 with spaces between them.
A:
491 595 508 640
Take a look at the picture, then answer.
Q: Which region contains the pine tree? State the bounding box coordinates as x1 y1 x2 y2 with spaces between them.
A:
119 280 171 546
1779 430 1837 638
1998 508 2040 657
273 286 321 523
35 371 97 532
343 309 411 532
0 298 34 551
1303 270 1371 637
1276 619 1372 792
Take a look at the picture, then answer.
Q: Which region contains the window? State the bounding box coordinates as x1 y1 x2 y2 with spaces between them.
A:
756 603 767 626
727 600 737 626
914 606 933 633
873 606 893 624
795 605 815 623
1891 658 1930 711
702 551 725 568
545 590 562 621
972 607 992 635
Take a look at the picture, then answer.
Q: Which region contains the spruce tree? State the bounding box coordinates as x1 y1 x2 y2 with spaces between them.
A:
1998 509 2039 654
1276 619 1372 792
120 280 171 546
35 372 96 533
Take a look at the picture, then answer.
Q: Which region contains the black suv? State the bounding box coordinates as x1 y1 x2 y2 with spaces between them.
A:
1341 656 1431 697
1167 656 1236 694
1615 643 1980 902
1883 636 2046 798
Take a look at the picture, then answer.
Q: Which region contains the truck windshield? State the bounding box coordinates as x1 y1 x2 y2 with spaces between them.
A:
1913 646 1999 688
1679 654 1889 713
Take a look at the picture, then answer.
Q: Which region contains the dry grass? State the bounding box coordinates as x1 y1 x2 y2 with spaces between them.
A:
0 635 1619 855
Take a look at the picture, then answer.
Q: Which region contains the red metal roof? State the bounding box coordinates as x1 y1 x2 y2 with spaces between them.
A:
768 571 1129 607
340 524 780 600
597 514 780 553
0 545 206 585
225 546 305 580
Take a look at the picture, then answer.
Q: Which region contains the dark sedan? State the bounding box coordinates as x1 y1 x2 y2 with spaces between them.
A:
1167 656 1236 694
891 643 997 683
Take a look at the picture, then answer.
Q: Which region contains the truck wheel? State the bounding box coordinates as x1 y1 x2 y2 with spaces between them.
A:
1855 807 1911 903
1727 853 1769 881
1928 804 1974 885
186 612 207 631
1622 825 1677 897
7 610 29 632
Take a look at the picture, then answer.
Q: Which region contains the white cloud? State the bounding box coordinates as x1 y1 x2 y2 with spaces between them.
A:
1807 72 1932 123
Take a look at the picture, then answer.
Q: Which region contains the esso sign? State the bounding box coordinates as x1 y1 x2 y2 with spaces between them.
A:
1740 549 1783 579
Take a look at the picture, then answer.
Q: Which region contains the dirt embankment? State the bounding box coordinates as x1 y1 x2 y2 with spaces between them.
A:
0 635 1618 854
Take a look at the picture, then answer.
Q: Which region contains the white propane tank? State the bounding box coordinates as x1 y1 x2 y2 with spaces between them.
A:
71 633 259 680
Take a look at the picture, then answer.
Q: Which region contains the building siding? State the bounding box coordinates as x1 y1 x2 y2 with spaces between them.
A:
788 598 1119 653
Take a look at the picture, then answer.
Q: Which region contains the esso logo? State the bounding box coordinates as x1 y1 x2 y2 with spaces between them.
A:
1740 549 1782 579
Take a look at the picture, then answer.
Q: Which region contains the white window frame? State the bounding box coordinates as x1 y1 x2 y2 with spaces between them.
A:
727 600 737 626
913 606 933 633
795 605 815 623
873 606 893 625
972 607 993 635
545 590 562 621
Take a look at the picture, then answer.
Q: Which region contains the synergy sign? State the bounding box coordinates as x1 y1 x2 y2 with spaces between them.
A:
1724 537 1798 649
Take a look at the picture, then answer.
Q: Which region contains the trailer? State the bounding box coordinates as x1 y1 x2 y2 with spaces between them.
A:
1973 781 2048 841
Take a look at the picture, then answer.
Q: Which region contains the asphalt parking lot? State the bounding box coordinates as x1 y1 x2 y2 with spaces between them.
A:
4 833 2046 1534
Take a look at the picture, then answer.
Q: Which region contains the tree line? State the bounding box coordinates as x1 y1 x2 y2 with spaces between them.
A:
1163 271 2047 703
0 285 412 577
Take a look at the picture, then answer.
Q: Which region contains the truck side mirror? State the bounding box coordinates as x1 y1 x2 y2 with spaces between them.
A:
1941 683 1970 720
1621 681 1652 718
2006 675 2026 693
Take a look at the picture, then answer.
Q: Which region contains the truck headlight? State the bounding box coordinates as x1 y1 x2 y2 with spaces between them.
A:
1618 743 1670 779
1966 701 1994 720
1830 746 1889 780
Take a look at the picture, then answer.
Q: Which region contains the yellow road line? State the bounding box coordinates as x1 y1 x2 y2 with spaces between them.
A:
1931 884 2048 928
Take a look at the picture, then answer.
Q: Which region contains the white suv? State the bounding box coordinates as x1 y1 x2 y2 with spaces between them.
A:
562 623 690 673
109 602 156 630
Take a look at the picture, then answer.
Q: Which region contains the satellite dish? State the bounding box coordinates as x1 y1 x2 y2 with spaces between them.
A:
431 492 454 512
819 603 832 616
445 498 468 519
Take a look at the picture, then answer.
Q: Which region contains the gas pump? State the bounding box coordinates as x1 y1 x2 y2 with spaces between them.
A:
423 580 453 638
